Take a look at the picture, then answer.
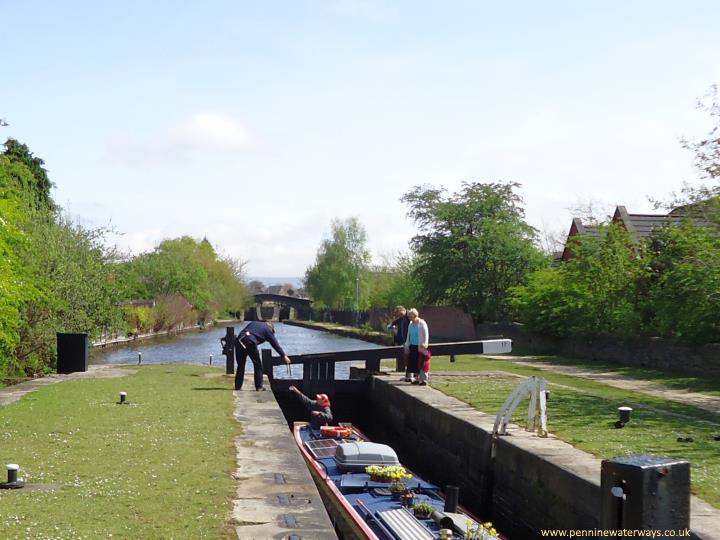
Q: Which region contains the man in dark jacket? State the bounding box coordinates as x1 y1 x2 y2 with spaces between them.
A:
235 320 291 391
289 385 333 428
389 306 412 381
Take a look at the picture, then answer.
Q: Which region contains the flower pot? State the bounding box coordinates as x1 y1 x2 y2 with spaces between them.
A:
400 493 415 508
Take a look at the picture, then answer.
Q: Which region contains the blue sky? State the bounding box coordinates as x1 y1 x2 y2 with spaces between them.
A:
2 1 719 276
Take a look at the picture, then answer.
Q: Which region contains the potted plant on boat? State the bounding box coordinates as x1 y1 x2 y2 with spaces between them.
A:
465 521 499 539
412 502 434 519
365 465 411 484
399 491 415 507
389 482 408 500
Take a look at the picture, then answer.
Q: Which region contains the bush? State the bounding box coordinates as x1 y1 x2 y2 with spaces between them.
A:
643 223 720 343
511 224 644 338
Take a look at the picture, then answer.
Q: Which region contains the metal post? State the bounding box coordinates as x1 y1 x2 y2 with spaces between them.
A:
355 276 359 327
223 327 235 375
601 455 690 534
261 349 274 383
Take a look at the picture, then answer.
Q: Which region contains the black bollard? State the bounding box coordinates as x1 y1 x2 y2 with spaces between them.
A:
0 464 24 489
618 406 632 424
444 485 459 513
7 465 17 484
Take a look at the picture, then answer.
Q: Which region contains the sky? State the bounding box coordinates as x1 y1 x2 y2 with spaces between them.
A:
2 1 719 277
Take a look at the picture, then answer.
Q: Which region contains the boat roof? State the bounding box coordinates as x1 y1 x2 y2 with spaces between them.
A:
296 423 500 540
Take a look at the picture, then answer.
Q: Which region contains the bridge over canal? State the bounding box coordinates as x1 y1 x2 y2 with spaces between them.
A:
244 293 313 321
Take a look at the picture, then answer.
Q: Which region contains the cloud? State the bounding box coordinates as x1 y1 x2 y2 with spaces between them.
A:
171 112 255 152
107 112 255 165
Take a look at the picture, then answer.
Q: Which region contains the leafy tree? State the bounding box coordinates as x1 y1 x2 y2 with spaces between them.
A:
642 223 720 343
118 236 249 322
247 280 265 294
511 224 645 337
14 213 124 374
402 181 546 321
367 253 422 309
656 86 720 222
0 151 47 376
2 138 54 211
305 218 371 309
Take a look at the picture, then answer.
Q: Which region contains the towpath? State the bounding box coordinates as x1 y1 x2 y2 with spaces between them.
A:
485 355 720 415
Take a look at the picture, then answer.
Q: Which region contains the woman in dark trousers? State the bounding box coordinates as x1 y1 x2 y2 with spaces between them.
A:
389 306 412 381
235 320 291 391
403 308 430 386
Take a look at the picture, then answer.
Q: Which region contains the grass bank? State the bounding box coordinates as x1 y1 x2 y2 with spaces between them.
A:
428 355 720 508
0 364 237 539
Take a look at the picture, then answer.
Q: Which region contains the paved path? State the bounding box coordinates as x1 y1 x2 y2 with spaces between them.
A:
486 355 720 415
230 376 337 539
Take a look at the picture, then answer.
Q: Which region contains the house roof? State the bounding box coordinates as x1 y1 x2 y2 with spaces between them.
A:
613 206 685 243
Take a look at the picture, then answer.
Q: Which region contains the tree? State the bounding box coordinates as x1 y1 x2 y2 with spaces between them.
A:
2 138 54 211
511 223 645 337
401 181 546 321
118 236 249 322
367 253 422 309
247 280 265 294
656 86 720 222
304 218 371 309
642 223 720 343
15 214 125 374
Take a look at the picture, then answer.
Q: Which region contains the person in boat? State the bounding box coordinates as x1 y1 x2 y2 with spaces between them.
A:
389 305 413 382
404 308 430 386
235 320 291 391
289 385 333 428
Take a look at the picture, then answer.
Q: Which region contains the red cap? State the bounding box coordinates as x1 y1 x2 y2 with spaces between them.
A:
316 393 330 408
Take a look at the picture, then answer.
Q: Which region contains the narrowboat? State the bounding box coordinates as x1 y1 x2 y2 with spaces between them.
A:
293 421 501 540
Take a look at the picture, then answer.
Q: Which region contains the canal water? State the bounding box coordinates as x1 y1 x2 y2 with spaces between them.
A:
90 322 382 379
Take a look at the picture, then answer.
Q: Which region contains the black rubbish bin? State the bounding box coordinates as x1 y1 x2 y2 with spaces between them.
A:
57 333 89 374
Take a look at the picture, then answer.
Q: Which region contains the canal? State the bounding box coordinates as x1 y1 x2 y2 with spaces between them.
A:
90 322 382 379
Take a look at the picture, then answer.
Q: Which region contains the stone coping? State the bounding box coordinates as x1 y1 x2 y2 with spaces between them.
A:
231 377 337 539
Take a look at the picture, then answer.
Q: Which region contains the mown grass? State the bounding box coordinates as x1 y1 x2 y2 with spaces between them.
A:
428 355 720 508
0 364 237 539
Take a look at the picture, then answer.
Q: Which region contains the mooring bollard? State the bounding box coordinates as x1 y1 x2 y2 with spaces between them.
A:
209 353 213 366
601 455 689 533
0 464 24 489
615 406 633 428
618 406 632 423
7 464 18 484
138 352 142 365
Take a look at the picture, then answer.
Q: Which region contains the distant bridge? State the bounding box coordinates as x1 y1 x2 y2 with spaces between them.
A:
245 293 313 321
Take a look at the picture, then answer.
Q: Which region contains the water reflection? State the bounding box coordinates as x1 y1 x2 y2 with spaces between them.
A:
90 322 383 379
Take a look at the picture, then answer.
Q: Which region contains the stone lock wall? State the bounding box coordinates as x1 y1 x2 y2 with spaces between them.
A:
364 377 718 540
476 322 720 378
